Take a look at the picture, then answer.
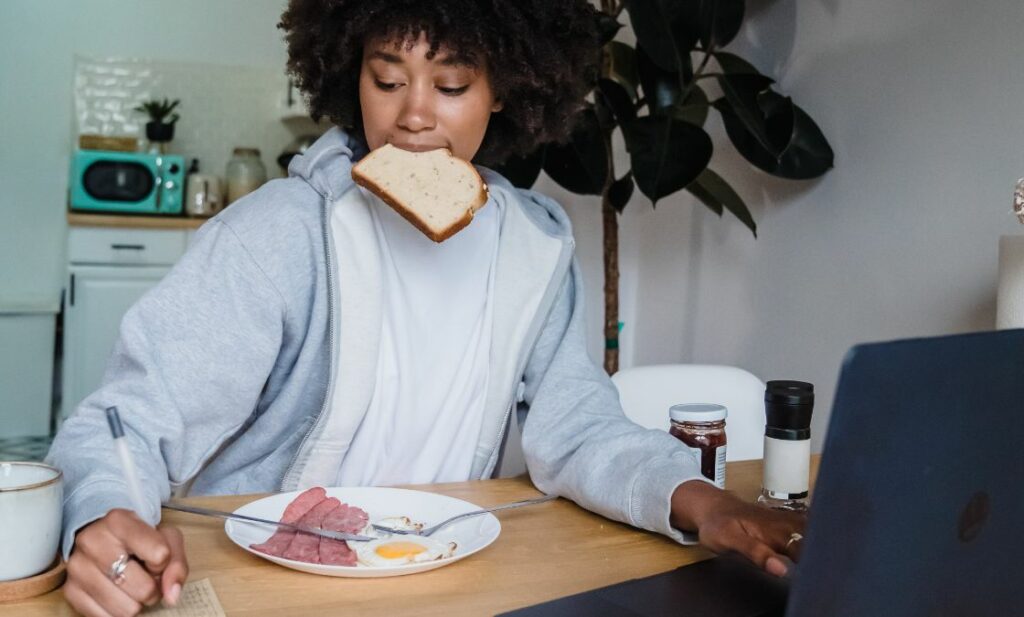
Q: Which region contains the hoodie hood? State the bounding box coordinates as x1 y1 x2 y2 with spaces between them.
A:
286 126 369 202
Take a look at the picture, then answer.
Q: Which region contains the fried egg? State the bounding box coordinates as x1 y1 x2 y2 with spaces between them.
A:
354 536 456 567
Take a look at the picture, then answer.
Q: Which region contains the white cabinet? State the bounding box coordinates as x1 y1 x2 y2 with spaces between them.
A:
0 301 59 437
61 227 188 421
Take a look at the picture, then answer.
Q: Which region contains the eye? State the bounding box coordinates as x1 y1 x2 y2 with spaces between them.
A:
374 80 401 91
437 85 469 96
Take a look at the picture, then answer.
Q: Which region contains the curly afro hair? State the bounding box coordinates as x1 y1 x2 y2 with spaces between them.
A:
279 0 601 165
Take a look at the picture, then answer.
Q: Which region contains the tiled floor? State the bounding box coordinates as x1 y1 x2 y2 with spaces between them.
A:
0 435 53 462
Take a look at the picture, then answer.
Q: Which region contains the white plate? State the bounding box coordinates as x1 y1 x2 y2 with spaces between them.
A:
224 487 501 578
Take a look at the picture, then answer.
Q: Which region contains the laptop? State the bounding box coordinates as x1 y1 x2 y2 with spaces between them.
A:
500 329 1024 616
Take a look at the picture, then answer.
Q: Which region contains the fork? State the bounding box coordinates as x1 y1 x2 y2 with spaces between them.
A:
372 494 558 537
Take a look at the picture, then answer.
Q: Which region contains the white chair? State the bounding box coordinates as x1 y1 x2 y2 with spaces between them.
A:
611 364 766 461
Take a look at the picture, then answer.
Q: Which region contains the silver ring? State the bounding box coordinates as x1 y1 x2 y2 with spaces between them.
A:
107 553 130 585
785 532 803 551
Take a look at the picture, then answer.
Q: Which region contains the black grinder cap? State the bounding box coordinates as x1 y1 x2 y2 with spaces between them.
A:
764 380 814 440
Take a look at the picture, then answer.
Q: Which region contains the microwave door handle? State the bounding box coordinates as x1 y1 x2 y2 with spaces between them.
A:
155 173 162 211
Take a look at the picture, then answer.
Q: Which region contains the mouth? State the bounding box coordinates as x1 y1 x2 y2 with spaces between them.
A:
389 142 447 153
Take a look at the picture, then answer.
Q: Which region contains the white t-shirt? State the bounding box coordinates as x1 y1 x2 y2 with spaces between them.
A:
334 188 500 485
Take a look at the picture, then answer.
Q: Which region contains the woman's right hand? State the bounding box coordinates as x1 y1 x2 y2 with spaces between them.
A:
64 509 189 617
670 480 807 577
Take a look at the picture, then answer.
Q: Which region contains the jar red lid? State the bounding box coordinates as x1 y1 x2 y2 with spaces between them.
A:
669 403 728 423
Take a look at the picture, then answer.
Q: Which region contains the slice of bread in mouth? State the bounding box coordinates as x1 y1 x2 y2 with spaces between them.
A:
351 143 489 243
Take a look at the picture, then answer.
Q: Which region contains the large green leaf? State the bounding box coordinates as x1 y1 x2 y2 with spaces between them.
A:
717 98 834 179
671 84 710 127
594 91 616 132
637 45 682 113
670 0 702 57
715 73 792 155
623 114 713 205
686 168 757 235
622 0 685 72
597 78 637 126
686 173 723 215
603 41 639 101
543 109 609 195
698 0 745 48
492 147 545 189
609 172 635 213
596 12 623 45
758 90 796 158
714 50 762 75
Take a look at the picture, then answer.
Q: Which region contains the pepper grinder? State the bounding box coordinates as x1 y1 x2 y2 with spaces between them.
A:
757 380 814 512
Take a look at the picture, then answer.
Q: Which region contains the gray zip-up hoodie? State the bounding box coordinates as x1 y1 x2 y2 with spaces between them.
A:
47 128 703 558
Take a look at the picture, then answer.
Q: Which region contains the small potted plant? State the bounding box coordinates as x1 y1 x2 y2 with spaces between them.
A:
134 98 180 143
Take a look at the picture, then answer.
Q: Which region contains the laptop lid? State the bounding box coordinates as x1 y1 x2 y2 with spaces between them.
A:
787 330 1024 616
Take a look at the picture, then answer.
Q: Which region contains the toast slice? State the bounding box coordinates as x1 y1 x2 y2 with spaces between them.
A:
351 143 489 242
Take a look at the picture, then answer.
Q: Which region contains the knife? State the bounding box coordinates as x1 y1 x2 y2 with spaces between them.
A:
162 502 375 542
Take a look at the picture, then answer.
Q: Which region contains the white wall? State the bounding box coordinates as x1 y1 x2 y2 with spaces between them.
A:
551 0 1024 450
0 0 289 301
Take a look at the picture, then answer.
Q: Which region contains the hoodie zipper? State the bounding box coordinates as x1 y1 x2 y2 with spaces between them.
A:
481 237 575 478
279 194 337 490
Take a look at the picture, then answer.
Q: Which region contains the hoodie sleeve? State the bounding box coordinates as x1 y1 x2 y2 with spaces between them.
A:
45 219 286 559
519 259 711 545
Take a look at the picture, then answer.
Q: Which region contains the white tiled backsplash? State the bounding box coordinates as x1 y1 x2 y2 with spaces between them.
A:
74 55 321 179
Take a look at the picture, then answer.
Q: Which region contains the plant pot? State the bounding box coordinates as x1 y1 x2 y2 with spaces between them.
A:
145 121 175 142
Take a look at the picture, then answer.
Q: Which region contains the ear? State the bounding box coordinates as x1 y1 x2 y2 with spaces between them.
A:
492 99 504 113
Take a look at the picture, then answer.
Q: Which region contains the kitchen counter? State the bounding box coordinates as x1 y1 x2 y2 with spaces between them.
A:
66 211 209 230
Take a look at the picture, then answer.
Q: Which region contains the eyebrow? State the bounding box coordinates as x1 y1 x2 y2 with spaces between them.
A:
366 49 474 68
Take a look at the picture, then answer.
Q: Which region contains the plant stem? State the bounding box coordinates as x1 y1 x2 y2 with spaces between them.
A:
679 43 716 105
601 127 620 375
599 0 622 375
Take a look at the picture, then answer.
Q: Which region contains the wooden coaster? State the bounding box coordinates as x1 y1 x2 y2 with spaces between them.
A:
0 558 66 603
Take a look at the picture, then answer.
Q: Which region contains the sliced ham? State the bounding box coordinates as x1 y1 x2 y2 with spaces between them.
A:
249 486 326 557
319 503 370 566
249 487 372 566
282 497 341 563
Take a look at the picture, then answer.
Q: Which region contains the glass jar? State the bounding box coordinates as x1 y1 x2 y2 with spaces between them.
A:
225 147 267 205
669 404 728 489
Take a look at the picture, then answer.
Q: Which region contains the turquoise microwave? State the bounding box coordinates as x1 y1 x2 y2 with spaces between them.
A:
69 150 185 215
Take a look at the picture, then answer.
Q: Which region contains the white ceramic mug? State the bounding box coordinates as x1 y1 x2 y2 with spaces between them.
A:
0 462 63 581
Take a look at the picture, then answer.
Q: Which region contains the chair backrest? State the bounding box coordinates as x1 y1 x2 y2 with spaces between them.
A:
611 364 766 461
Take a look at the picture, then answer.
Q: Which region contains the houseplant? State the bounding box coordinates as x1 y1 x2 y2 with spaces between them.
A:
134 98 181 144
494 0 835 374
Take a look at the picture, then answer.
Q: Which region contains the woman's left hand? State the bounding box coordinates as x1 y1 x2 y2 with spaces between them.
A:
669 479 806 577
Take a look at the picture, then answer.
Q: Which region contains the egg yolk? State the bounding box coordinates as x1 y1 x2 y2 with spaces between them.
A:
375 542 428 559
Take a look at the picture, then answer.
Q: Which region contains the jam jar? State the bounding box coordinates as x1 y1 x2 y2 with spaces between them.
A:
669 404 728 489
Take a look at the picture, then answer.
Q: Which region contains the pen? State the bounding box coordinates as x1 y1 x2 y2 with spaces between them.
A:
105 406 149 517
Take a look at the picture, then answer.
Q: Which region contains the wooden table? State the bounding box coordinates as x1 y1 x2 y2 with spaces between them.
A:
13 458 819 616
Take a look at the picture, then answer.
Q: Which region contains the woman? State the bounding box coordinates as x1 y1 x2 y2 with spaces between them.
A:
49 2 805 615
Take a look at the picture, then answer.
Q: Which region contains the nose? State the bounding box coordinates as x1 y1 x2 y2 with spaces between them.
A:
396 83 436 133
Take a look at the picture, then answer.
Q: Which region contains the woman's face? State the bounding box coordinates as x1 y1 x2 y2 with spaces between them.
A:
359 33 502 161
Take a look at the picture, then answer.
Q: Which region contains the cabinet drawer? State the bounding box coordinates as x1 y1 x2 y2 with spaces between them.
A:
68 227 187 265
